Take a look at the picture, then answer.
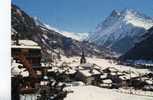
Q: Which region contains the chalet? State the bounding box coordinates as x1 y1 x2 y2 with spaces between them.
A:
11 60 29 77
75 68 101 85
12 40 41 68
118 74 130 88
145 79 153 85
100 73 108 81
100 79 112 88
143 85 153 91
103 67 119 73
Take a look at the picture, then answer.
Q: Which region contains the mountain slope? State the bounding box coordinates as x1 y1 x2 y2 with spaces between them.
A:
34 17 89 41
89 9 153 54
11 4 105 59
120 27 153 61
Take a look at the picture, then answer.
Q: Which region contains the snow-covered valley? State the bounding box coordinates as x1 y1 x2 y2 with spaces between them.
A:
11 3 153 100
89 9 153 54
64 85 153 100
57 56 153 100
59 56 151 74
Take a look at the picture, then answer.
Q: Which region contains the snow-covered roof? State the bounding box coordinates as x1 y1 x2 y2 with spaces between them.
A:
12 40 41 49
102 79 112 84
100 73 107 79
66 81 85 87
119 75 130 80
41 63 52 67
47 67 58 72
71 81 85 86
20 71 29 77
110 72 117 76
130 72 139 78
67 69 76 74
11 60 23 67
79 70 92 77
11 62 29 77
20 40 39 45
145 80 153 85
78 69 101 77
108 71 124 76
107 67 119 72
91 69 101 75
36 71 42 75
80 63 93 69
12 45 41 49
40 81 49 86
117 71 123 75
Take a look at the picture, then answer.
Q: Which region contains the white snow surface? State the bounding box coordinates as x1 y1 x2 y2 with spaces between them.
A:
59 56 151 74
34 17 89 41
123 10 153 29
18 40 39 46
59 31 89 41
11 40 41 49
11 61 29 77
64 86 153 100
12 40 39 46
89 9 153 46
44 23 89 41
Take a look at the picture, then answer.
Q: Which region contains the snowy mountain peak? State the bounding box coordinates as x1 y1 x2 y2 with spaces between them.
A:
111 10 120 17
89 9 153 54
120 9 153 29
121 9 139 15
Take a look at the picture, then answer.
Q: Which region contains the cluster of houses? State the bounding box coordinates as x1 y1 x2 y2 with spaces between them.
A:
11 39 68 100
43 59 153 92
11 36 153 100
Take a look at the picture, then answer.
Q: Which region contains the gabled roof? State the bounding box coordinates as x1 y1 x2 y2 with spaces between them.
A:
12 40 41 49
78 69 101 77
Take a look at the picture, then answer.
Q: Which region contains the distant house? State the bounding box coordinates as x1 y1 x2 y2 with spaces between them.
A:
75 68 101 85
103 67 119 73
11 60 29 77
102 67 130 88
118 74 130 88
100 73 108 80
12 40 41 68
100 79 112 88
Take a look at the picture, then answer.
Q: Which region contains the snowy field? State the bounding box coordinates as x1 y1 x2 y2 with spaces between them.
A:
55 56 153 100
60 56 151 74
64 86 153 100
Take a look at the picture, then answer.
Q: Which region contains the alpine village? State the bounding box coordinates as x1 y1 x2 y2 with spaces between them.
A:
11 2 153 100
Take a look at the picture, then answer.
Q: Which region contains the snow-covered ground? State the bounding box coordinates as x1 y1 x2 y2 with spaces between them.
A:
51 56 153 100
59 56 151 74
64 86 153 100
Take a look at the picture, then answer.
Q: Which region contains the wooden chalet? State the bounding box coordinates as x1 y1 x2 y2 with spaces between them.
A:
12 40 41 68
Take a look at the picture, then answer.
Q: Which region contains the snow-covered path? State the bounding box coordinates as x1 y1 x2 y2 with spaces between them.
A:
64 86 153 100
